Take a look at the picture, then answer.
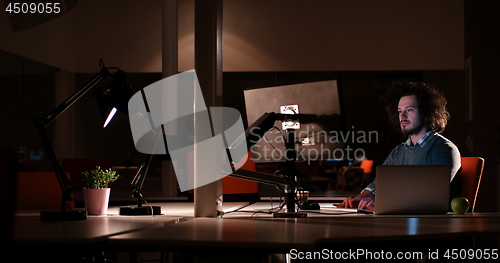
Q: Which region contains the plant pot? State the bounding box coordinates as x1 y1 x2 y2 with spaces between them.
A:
82 188 111 215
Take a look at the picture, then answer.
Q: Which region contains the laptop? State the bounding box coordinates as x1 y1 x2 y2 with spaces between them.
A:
373 165 451 215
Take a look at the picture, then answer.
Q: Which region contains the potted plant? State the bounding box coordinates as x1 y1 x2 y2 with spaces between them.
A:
81 166 119 215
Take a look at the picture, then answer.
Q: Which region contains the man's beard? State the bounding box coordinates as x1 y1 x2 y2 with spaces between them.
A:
401 122 425 136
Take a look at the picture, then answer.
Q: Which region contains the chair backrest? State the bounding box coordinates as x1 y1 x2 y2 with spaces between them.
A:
336 166 364 191
222 151 259 196
360 160 374 174
16 172 75 210
459 157 484 212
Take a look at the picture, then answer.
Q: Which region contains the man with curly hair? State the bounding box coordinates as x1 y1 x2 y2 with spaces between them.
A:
338 81 461 211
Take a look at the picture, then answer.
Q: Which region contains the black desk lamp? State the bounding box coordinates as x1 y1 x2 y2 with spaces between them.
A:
35 60 134 221
118 153 161 215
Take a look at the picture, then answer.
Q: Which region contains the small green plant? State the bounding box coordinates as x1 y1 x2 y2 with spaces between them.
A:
82 166 119 189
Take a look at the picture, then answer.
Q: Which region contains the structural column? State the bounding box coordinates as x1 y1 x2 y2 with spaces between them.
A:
161 0 179 197
194 0 223 217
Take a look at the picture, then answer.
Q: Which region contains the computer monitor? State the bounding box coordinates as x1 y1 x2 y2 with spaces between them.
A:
244 79 346 164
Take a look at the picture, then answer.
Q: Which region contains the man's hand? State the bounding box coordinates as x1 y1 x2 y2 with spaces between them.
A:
337 191 375 211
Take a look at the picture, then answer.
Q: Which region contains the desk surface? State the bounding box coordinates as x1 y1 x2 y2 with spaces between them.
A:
13 202 500 253
107 202 500 251
109 216 500 250
13 215 178 244
13 202 247 245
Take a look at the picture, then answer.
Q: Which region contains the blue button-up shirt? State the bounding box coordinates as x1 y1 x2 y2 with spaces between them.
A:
404 131 435 149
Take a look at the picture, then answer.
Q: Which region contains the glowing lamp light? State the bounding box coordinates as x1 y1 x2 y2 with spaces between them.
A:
103 107 117 128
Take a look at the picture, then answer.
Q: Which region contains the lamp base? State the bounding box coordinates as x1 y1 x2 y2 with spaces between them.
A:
272 211 309 218
40 210 88 221
119 206 161 216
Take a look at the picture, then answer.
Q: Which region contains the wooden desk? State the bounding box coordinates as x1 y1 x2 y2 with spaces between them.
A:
11 214 180 262
108 214 500 249
12 202 248 244
13 215 178 245
11 202 247 261
107 202 500 260
11 202 500 261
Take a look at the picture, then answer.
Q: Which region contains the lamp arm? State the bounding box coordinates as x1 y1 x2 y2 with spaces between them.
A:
228 168 288 187
228 112 277 152
138 154 153 190
130 125 161 207
34 68 110 212
34 120 72 205
37 69 109 128
130 165 144 193
131 154 154 195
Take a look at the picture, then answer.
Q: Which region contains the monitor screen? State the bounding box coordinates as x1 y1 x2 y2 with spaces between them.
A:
244 79 346 164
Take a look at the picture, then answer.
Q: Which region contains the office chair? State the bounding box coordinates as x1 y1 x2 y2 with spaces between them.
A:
16 172 75 210
459 157 484 213
336 160 374 191
359 160 374 186
222 151 259 202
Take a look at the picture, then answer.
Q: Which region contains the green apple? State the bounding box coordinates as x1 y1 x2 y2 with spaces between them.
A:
451 197 469 214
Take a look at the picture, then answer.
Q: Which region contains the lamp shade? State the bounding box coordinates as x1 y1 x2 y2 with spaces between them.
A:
93 69 135 127
110 70 135 113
